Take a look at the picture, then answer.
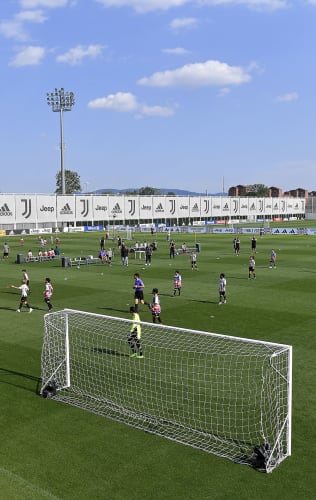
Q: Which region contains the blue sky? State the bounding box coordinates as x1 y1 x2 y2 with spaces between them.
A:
1 0 316 194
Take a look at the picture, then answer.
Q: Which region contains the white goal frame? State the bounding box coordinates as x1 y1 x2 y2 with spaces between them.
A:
40 309 292 473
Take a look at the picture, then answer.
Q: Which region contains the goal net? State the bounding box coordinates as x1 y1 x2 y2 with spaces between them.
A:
40 309 292 473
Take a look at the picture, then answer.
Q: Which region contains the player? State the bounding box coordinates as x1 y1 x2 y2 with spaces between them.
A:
10 279 32 313
150 288 163 324
127 306 143 358
44 277 54 311
218 273 227 305
251 236 257 254
22 269 30 293
248 256 256 279
190 251 198 270
235 237 240 256
133 273 147 312
3 242 9 259
269 250 277 268
173 270 182 296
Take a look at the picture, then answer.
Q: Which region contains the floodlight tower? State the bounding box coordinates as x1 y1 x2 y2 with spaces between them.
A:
46 88 75 195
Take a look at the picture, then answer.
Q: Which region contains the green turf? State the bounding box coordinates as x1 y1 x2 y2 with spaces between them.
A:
0 229 315 499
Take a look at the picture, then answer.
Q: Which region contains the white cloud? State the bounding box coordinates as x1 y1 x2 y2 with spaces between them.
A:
275 92 299 102
139 104 175 116
9 45 46 66
138 60 252 87
170 17 198 30
200 0 287 11
95 0 287 13
217 87 231 97
88 91 174 117
16 10 47 22
88 92 139 112
95 0 190 13
0 10 47 41
20 0 69 7
162 47 191 55
56 44 105 65
0 20 28 41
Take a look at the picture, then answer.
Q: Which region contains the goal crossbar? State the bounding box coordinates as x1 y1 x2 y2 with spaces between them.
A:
40 308 292 473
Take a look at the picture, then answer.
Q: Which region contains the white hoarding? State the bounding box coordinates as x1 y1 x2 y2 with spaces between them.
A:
177 197 190 218
138 197 153 221
15 195 38 224
36 195 57 223
211 197 222 218
56 195 76 222
0 194 16 223
108 196 125 220
221 197 231 217
124 196 139 220
75 196 94 221
93 195 109 221
189 197 201 218
152 196 166 218
239 198 249 216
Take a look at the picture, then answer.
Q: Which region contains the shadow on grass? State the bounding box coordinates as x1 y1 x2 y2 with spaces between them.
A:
0 367 41 394
89 347 129 358
98 307 131 314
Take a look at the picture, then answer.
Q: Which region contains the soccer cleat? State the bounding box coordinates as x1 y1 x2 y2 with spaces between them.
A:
136 354 144 358
224 300 227 304
16 309 20 313
29 308 33 313
130 353 137 358
218 302 222 305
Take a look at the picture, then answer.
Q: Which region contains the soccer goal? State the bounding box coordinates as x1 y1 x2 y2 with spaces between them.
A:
40 309 292 473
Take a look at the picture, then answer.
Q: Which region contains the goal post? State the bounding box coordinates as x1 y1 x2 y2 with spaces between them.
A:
40 309 292 473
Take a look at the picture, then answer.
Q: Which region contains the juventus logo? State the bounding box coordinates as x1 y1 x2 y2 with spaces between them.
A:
169 199 176 215
233 199 238 213
128 199 136 216
21 198 32 219
259 200 264 213
80 199 89 218
203 199 209 213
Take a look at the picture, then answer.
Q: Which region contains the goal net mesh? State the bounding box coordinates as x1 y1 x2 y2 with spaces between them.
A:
41 309 291 472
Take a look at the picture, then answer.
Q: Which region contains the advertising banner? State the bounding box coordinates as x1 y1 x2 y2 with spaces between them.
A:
221 198 231 217
176 196 190 218
152 196 166 218
211 197 222 218
108 196 125 221
0 194 16 223
15 195 38 224
56 195 76 223
36 195 57 223
189 197 201 218
93 195 109 221
124 196 139 220
201 197 211 217
75 196 94 221
239 198 249 216
138 197 153 221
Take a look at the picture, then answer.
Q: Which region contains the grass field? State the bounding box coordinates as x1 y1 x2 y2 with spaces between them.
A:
0 229 315 499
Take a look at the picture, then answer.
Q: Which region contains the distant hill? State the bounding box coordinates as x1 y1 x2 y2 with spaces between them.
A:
94 188 226 196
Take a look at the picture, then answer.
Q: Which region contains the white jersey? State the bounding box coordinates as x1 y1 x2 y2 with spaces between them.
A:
19 283 29 297
219 277 226 292
44 282 54 299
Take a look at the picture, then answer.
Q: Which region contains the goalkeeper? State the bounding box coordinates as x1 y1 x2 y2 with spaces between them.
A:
127 306 143 358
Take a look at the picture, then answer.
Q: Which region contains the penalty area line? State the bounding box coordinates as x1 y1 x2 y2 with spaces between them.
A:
0 466 61 500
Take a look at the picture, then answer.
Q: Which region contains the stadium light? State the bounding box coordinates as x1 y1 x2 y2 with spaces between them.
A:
46 88 75 195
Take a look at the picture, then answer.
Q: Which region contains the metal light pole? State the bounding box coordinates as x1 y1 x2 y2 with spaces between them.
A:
46 88 75 194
